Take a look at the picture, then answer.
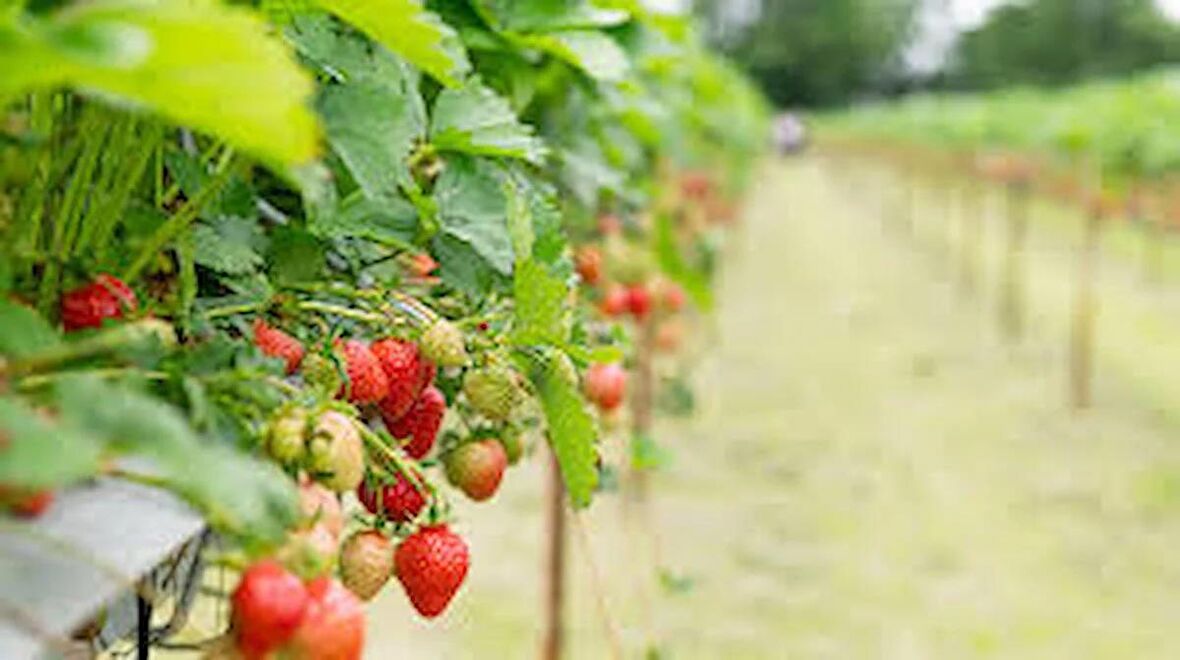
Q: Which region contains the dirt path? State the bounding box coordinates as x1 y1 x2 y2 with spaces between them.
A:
366 158 1180 659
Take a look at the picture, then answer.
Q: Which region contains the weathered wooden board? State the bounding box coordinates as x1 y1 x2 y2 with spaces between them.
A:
0 477 204 659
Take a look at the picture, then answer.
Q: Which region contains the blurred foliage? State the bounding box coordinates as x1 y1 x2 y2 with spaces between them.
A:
949 0 1180 89
695 0 920 107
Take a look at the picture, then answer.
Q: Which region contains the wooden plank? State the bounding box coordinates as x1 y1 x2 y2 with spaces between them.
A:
0 476 204 659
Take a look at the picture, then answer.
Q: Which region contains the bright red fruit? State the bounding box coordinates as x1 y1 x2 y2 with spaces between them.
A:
231 560 309 657
394 525 469 618
253 319 305 374
371 339 432 421
600 284 629 317
356 470 427 523
625 284 652 320
335 340 390 405
574 246 602 285
385 386 445 459
444 440 507 502
1 489 54 518
284 577 365 660
584 363 627 411
409 253 438 278
60 274 138 332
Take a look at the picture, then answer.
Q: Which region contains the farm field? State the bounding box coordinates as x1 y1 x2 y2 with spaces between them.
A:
366 157 1180 658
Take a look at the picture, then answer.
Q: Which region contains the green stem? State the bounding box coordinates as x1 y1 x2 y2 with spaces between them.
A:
357 424 431 497
201 302 263 320
123 147 235 281
297 300 387 324
2 321 171 378
16 367 168 391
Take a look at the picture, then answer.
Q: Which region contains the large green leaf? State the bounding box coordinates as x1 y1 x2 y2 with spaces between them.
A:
319 79 425 198
474 0 629 31
0 300 60 359
311 0 470 86
433 156 514 274
524 350 597 508
518 30 630 81
512 258 568 346
431 79 547 164
0 0 318 166
0 396 103 489
310 192 418 246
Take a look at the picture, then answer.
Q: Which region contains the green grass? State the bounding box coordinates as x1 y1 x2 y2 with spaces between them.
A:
365 157 1180 659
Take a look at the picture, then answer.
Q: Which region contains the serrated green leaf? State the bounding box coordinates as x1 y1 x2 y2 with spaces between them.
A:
431 79 547 164
192 217 265 275
311 0 470 86
0 396 102 489
0 0 318 166
0 300 60 358
518 30 630 81
431 231 506 296
319 79 426 198
525 350 597 508
433 156 514 274
563 343 623 365
475 0 630 31
310 192 418 246
267 227 325 285
512 259 568 346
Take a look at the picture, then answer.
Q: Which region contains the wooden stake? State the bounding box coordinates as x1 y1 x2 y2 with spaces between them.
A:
999 182 1028 342
1070 206 1101 410
541 449 566 660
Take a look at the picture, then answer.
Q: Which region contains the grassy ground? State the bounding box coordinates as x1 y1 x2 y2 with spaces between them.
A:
362 157 1180 658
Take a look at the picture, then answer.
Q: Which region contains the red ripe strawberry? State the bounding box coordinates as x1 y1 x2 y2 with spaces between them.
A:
654 279 686 313
409 253 438 278
444 440 507 502
371 339 431 421
574 246 602 285
334 340 389 405
600 283 629 318
385 386 445 459
284 577 364 660
253 319 304 374
356 470 426 523
0 488 54 518
585 363 627 411
625 283 652 320
231 560 309 657
60 274 138 332
394 525 469 618
339 531 394 601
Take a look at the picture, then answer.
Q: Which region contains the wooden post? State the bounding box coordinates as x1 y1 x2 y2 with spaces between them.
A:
958 182 983 297
541 449 566 660
999 182 1028 341
1070 201 1102 410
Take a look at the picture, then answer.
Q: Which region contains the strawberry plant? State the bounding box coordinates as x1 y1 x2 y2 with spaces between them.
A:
0 0 766 654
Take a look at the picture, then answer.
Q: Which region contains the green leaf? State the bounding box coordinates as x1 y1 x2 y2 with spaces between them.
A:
0 0 318 166
310 192 418 246
0 396 102 489
512 259 569 346
563 342 623 365
518 30 630 81
267 227 325 285
433 156 514 274
192 217 266 275
310 0 470 86
430 79 547 164
319 79 426 198
0 300 60 358
653 212 712 310
524 350 597 508
431 231 506 296
474 0 630 32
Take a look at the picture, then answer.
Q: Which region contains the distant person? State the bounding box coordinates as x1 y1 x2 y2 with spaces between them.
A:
773 112 808 156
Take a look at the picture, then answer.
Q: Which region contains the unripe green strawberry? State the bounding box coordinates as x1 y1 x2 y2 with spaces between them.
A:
307 411 365 493
444 439 508 502
301 353 342 396
462 367 520 421
339 530 394 601
420 319 468 368
266 407 309 464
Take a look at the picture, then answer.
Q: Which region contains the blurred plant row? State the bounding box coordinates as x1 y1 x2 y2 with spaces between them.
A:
0 0 766 654
821 70 1180 218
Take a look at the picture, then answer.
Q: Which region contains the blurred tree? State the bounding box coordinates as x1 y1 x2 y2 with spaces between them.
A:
949 0 1180 89
696 0 920 107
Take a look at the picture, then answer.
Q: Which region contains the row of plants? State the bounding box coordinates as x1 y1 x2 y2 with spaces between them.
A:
819 70 1180 220
0 0 767 656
